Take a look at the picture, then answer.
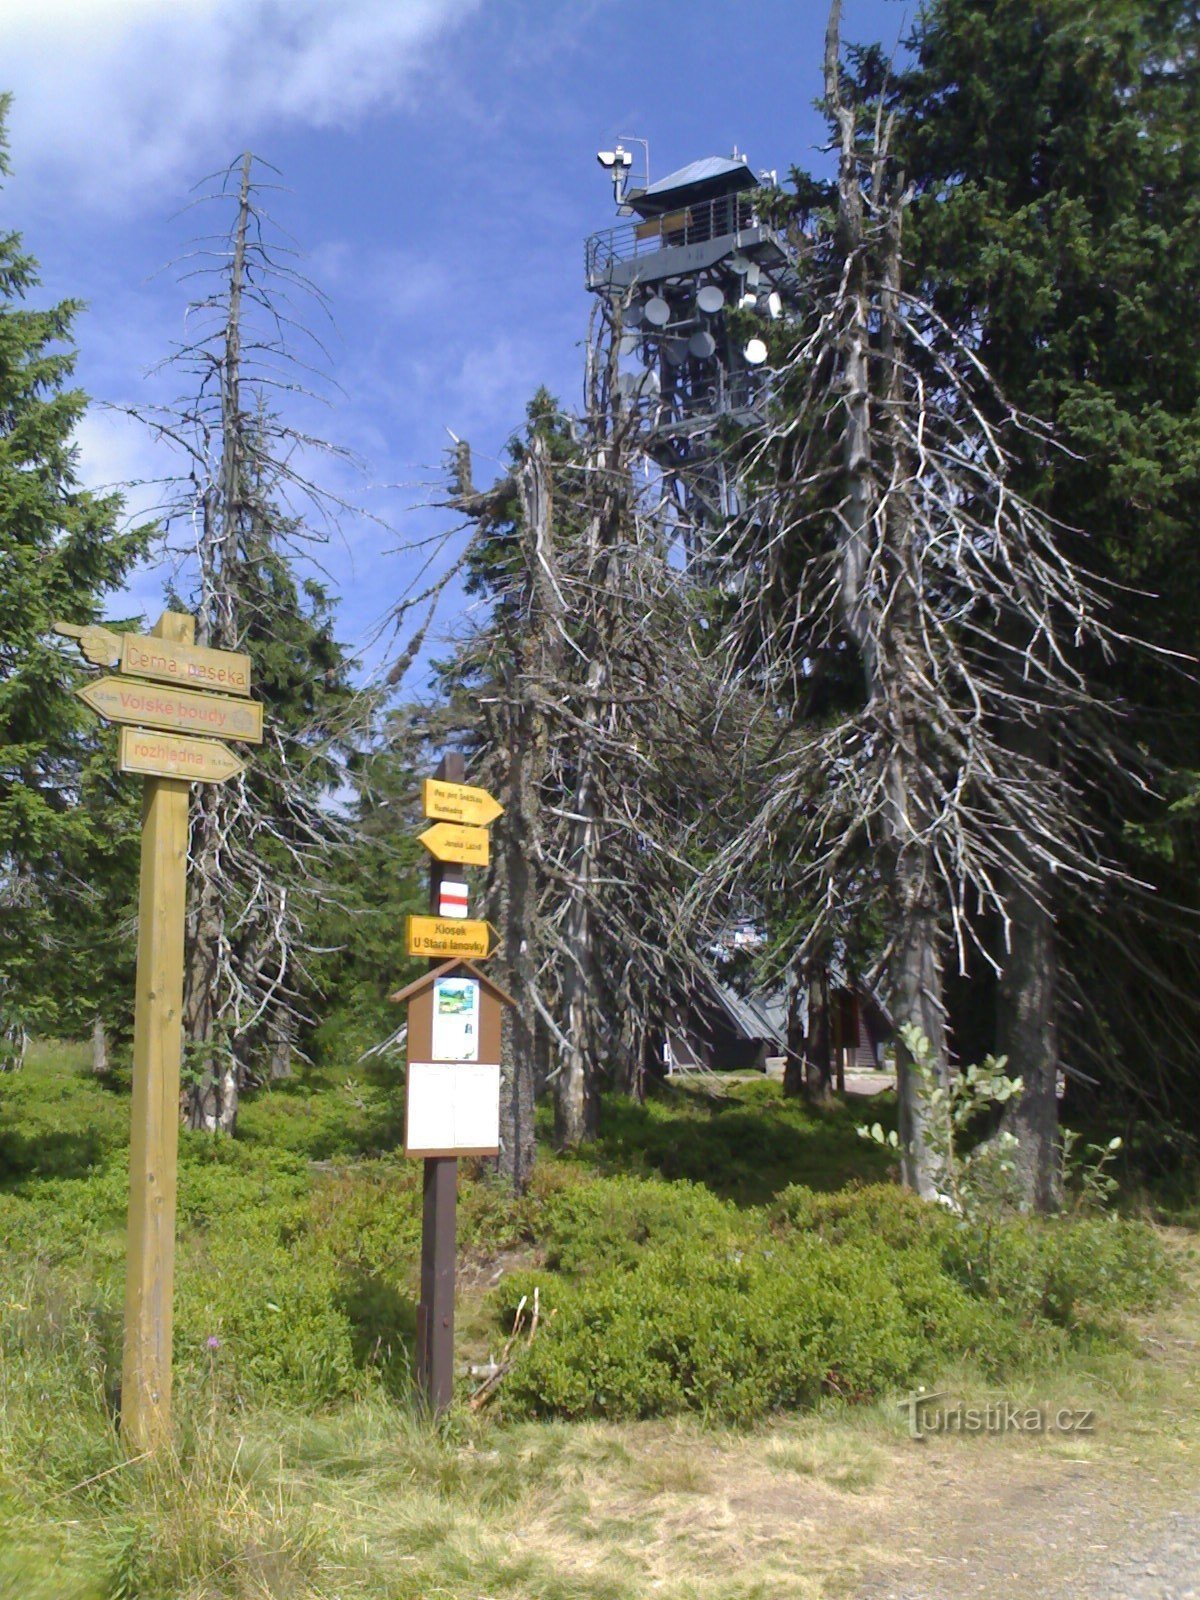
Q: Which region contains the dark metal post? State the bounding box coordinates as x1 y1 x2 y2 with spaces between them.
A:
416 751 465 1416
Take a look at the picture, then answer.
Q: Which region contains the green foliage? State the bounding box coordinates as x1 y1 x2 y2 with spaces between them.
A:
898 0 1200 1122
497 1177 1171 1423
536 1171 754 1276
0 1044 1177 1438
860 1024 1025 1215
0 99 148 1050
571 1079 893 1203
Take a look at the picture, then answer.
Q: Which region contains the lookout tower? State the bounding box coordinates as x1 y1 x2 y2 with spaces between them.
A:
585 147 799 527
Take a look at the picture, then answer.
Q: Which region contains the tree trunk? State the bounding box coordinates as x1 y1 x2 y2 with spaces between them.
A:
998 874 1062 1211
268 1015 293 1081
495 787 538 1193
180 153 251 1138
783 960 806 1097
804 963 835 1103
183 786 238 1133
91 1014 109 1076
893 876 949 1199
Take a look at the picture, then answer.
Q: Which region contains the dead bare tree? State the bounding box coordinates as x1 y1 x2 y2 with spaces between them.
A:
395 311 747 1166
130 154 369 1131
703 1 1131 1200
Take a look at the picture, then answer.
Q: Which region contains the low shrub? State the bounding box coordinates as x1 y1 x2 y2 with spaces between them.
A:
496 1230 1000 1423
535 1171 752 1276
494 1179 1172 1423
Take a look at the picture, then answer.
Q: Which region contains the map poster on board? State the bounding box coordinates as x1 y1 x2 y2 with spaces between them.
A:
431 977 480 1061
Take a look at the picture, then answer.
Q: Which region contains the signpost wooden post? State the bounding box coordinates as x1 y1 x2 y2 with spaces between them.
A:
121 612 194 1454
55 610 261 1453
394 754 505 1418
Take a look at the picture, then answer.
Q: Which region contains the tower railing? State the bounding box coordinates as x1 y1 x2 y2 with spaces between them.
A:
585 192 781 281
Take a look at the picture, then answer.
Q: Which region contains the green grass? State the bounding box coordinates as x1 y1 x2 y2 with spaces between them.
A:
0 1039 1194 1598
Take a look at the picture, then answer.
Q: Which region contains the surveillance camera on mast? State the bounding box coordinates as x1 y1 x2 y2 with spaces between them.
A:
596 143 635 203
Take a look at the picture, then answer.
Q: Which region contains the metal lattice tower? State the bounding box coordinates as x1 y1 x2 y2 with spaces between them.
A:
585 150 799 533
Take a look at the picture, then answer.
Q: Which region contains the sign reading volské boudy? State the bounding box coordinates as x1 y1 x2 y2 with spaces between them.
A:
77 677 264 743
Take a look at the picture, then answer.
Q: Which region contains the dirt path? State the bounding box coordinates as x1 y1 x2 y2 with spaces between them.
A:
484 1234 1200 1600
844 1237 1200 1599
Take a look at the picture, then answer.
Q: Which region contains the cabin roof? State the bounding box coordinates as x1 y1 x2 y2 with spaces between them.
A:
628 155 758 216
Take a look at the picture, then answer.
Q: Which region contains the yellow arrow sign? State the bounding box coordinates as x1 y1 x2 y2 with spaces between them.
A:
418 822 490 866
406 915 492 960
118 727 245 784
55 622 252 695
77 677 264 744
422 776 503 827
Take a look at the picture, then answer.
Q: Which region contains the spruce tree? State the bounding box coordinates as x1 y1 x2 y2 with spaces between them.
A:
899 0 1200 1148
0 96 146 1064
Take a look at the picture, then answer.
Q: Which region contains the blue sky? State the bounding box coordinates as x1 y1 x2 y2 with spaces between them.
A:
5 0 912 685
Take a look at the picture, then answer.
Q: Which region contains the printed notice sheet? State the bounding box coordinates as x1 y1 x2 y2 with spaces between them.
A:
405 1061 500 1154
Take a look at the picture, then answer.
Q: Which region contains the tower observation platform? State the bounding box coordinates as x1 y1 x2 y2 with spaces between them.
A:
585 150 800 526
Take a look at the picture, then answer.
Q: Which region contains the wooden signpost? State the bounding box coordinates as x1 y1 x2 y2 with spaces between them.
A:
391 754 506 1417
55 612 260 1453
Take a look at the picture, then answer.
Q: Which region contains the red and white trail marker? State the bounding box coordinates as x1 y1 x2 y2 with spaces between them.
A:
438 879 469 918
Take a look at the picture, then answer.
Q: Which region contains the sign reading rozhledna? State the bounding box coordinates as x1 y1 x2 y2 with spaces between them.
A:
78 677 264 743
118 727 245 784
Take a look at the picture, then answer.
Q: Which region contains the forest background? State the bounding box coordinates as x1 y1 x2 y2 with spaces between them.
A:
4 3 1200 1594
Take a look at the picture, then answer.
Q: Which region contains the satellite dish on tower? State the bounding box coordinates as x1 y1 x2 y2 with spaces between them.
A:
644 296 670 327
697 285 724 314
689 330 717 359
744 338 768 365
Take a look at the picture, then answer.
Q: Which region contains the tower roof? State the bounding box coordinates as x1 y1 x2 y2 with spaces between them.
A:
628 155 758 217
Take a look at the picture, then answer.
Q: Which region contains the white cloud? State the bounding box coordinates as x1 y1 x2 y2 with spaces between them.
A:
3 0 479 210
